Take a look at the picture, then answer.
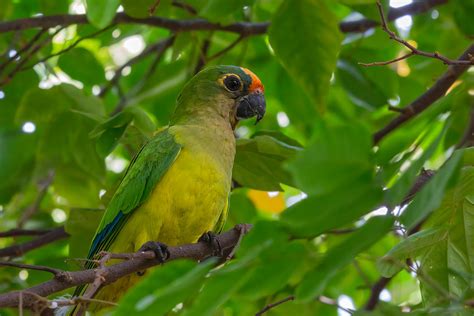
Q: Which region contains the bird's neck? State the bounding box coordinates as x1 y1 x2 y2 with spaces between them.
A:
170 93 235 128
170 116 236 181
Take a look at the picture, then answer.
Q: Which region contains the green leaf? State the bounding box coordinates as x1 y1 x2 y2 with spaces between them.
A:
296 215 395 301
287 122 374 196
385 127 445 208
281 181 383 238
183 229 273 316
16 85 105 124
336 59 392 110
182 266 253 316
418 166 474 306
121 0 157 18
238 241 307 300
282 121 383 237
377 227 448 278
269 0 342 113
39 0 69 15
86 0 120 28
58 48 104 86
453 0 474 36
0 131 36 204
233 135 301 191
112 260 215 315
199 0 253 22
400 150 464 229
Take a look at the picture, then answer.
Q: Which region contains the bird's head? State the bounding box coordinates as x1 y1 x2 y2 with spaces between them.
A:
171 65 266 129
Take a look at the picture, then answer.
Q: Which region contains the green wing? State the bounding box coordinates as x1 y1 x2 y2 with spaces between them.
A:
87 128 181 263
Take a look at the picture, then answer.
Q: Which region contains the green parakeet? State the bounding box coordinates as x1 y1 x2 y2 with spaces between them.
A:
73 65 265 311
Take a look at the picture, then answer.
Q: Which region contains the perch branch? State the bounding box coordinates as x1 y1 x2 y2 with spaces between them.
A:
0 224 252 310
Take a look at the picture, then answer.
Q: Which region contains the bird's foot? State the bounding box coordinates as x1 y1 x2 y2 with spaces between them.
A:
198 231 222 257
139 241 170 263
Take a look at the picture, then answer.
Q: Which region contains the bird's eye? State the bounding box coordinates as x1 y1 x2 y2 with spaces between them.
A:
223 75 242 92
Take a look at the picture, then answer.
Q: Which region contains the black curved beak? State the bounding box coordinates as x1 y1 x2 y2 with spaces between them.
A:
236 92 266 124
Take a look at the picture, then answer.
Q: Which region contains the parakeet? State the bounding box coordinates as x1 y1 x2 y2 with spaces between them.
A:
73 65 265 311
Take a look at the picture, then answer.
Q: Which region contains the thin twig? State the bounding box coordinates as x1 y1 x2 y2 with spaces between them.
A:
0 227 69 258
255 295 295 316
110 35 175 115
340 0 448 33
0 27 47 75
365 277 391 310
373 44 474 144
207 35 246 61
20 25 115 72
359 51 414 67
99 36 174 99
319 295 354 314
171 0 197 15
456 106 474 148
0 27 64 87
18 170 55 227
361 1 473 67
194 36 212 74
0 261 65 277
326 227 358 234
0 229 52 238
364 169 436 310
149 0 161 15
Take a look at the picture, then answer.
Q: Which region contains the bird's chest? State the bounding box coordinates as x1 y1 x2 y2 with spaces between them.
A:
144 142 234 245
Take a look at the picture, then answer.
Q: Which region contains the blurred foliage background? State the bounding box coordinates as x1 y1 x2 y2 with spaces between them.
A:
0 0 473 315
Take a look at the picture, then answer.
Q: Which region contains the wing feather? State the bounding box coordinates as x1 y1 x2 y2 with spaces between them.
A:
86 128 181 262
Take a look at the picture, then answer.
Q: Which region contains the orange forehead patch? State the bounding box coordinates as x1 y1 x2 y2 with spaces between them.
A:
241 67 264 93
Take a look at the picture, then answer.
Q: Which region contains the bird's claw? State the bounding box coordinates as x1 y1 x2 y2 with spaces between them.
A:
139 241 170 263
198 231 223 257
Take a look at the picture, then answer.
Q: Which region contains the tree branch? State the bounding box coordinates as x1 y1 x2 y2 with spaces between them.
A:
99 36 174 99
373 44 474 144
0 227 69 258
339 0 448 33
19 25 115 72
0 229 53 238
0 224 251 309
0 0 449 36
365 277 391 310
18 170 55 228
360 1 473 67
0 13 269 36
0 28 47 75
255 295 295 316
364 170 435 310
0 261 66 277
